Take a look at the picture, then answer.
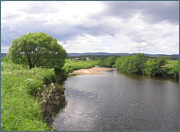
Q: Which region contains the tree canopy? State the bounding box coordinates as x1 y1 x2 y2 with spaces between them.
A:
115 53 147 74
143 56 168 75
99 56 116 67
7 32 67 69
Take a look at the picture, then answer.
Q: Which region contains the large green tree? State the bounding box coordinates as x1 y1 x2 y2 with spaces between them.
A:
7 32 67 69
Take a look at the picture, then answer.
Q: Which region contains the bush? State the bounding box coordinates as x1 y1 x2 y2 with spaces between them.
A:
115 53 147 74
165 60 179 77
99 56 116 67
143 57 168 76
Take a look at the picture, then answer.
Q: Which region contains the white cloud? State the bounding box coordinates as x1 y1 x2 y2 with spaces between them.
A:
1 47 9 49
1 1 179 54
1 47 9 53
59 34 103 53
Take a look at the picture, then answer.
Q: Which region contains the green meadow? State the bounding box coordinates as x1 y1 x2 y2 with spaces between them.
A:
63 59 99 73
1 58 99 131
1 58 56 131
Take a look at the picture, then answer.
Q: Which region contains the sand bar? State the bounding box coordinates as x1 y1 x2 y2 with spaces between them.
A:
69 67 112 75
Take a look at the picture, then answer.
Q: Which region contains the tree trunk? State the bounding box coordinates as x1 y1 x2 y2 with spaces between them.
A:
27 55 33 69
29 65 33 69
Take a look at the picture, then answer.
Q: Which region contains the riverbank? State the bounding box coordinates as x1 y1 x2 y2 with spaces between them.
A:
69 67 112 75
41 83 65 127
1 58 101 131
1 59 57 131
53 67 179 131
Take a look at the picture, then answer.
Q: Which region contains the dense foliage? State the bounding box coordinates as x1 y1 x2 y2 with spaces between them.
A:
115 53 147 74
143 57 168 75
99 56 116 67
114 53 178 77
165 60 179 77
7 32 67 69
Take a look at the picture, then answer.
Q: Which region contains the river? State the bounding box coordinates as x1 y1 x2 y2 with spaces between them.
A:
52 68 179 131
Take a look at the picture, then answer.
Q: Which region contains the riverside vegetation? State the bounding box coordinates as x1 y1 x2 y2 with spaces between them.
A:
99 53 179 78
2 32 178 131
1 58 99 131
1 58 55 131
2 32 69 131
1 55 178 131
56 59 99 78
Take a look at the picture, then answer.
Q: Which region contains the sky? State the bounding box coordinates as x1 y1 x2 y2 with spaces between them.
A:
1 1 179 54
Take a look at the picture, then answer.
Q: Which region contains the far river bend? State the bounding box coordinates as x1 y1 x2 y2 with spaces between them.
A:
52 68 179 131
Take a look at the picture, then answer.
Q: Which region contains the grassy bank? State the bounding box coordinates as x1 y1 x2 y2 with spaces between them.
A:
63 59 99 73
56 59 99 78
1 58 56 131
1 58 99 131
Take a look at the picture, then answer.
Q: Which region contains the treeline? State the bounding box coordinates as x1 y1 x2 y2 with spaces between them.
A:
67 54 179 60
99 53 179 78
68 55 124 60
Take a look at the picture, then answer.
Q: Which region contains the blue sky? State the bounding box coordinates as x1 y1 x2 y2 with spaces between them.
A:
1 1 179 54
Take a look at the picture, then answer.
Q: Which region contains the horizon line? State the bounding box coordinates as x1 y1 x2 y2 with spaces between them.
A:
1 52 179 55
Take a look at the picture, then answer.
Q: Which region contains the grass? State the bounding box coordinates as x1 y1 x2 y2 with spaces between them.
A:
166 59 178 65
63 59 99 73
146 58 178 66
1 58 99 131
1 58 56 131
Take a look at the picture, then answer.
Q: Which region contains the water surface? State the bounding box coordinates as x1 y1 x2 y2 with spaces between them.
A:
53 69 179 131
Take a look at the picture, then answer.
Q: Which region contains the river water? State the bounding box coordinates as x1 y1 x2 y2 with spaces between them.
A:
52 68 179 131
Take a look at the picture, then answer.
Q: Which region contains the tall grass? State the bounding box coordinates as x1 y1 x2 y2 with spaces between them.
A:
63 59 99 73
1 58 56 131
1 58 99 131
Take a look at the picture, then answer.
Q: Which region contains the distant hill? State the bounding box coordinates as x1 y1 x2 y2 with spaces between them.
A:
68 52 179 57
1 53 7 58
1 52 179 59
68 52 131 56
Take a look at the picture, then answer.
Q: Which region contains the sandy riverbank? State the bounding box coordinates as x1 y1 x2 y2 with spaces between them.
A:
69 67 112 75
